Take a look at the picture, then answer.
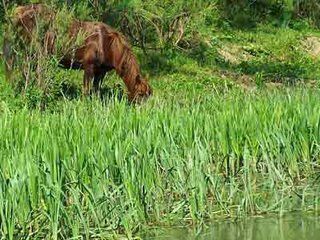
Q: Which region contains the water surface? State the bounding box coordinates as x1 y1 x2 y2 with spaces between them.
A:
146 214 320 240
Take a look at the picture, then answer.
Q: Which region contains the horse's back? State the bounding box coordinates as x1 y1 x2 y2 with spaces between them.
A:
68 20 116 39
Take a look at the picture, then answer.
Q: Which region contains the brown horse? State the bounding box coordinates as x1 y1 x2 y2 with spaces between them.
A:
5 4 152 102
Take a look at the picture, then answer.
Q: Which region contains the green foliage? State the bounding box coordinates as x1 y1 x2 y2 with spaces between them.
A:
217 0 320 28
102 0 218 50
2 0 320 29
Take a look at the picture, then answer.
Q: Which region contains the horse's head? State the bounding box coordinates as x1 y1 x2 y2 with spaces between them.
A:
129 75 152 103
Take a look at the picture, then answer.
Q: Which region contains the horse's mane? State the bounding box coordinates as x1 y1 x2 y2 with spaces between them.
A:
106 32 141 85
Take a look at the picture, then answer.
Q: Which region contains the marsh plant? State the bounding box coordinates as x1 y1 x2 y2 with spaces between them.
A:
0 90 320 239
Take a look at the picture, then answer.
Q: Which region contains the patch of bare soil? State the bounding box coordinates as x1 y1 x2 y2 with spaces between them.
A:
301 36 320 58
218 69 255 90
217 43 253 65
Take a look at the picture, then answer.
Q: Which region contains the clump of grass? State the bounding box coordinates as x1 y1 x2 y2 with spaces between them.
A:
0 89 320 239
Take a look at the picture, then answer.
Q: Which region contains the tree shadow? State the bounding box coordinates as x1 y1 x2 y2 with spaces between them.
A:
137 50 179 76
56 79 126 102
217 1 284 30
99 84 125 102
237 61 307 83
214 56 310 84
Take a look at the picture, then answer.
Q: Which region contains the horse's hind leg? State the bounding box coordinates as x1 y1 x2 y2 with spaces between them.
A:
83 64 95 97
44 31 56 56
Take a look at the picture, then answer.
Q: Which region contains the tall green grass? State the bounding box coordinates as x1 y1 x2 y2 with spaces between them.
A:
0 89 320 239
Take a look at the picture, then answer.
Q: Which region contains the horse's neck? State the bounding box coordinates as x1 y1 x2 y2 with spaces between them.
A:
108 36 140 94
121 66 139 94
116 53 140 94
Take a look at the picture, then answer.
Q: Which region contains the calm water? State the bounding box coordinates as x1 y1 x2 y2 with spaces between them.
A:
145 214 320 240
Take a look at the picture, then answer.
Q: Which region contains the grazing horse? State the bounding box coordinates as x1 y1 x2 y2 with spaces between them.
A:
4 4 152 102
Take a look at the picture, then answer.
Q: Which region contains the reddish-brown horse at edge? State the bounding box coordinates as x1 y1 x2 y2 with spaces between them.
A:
4 4 152 102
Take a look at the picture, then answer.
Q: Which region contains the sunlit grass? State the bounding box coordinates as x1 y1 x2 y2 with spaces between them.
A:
0 88 320 239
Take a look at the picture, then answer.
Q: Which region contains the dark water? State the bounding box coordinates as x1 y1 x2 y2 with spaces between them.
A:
146 214 320 240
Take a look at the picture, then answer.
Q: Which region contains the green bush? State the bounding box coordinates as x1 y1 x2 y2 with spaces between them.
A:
218 0 320 28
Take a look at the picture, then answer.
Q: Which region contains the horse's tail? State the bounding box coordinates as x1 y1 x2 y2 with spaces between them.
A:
2 33 15 82
1 3 16 82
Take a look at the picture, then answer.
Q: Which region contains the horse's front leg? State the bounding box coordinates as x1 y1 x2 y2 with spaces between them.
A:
93 70 106 96
83 64 95 96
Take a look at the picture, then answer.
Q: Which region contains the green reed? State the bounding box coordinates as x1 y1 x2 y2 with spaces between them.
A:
0 89 320 239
